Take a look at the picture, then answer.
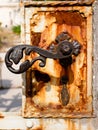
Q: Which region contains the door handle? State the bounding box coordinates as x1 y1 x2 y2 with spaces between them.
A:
5 32 81 74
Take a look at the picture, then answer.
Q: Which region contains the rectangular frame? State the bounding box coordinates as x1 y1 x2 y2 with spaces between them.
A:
21 2 94 118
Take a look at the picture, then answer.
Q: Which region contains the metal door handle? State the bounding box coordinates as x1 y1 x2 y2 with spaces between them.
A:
5 32 81 74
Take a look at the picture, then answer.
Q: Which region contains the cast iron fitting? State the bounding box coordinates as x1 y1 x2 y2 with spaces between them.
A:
5 32 81 74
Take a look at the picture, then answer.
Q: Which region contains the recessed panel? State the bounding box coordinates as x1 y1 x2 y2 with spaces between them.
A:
23 7 93 118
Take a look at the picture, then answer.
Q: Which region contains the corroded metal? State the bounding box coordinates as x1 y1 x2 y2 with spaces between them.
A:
23 0 95 7
60 76 69 105
24 7 90 117
5 32 81 74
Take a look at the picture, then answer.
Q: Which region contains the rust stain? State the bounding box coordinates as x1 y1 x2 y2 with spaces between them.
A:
66 119 77 130
27 127 42 130
0 113 4 118
11 129 21 130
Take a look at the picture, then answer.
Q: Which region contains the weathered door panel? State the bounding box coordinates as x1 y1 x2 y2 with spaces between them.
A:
22 5 93 118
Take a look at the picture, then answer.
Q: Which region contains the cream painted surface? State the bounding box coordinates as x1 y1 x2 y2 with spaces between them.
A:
0 116 95 130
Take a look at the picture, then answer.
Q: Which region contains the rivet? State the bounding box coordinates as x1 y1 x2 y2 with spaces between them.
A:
26 120 33 128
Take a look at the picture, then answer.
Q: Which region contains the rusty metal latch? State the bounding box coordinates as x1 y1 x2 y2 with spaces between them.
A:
5 32 81 106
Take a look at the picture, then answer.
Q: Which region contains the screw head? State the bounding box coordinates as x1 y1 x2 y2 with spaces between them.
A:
59 41 73 55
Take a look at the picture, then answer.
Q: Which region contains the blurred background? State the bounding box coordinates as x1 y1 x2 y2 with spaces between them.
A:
0 0 22 112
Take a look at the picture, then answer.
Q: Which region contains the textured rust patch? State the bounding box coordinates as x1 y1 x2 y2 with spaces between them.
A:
30 32 41 46
54 11 84 25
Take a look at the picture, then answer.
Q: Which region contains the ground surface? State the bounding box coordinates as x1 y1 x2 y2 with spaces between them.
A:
0 87 22 112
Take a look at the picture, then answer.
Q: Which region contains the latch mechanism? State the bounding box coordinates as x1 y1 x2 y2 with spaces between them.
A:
5 32 81 106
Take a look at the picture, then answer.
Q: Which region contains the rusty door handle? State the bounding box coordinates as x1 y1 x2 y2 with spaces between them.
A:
5 32 81 74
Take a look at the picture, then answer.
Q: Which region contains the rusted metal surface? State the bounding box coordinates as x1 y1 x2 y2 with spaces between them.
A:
22 0 95 7
21 5 93 118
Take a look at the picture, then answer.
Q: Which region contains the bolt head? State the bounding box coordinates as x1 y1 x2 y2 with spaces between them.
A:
26 120 33 128
60 41 73 55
